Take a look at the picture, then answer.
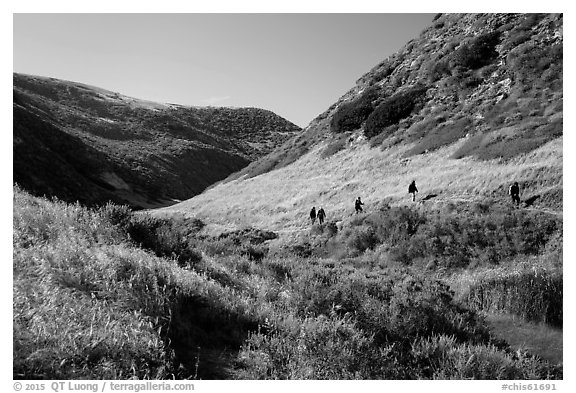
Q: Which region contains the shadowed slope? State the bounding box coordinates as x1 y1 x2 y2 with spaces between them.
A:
14 73 301 208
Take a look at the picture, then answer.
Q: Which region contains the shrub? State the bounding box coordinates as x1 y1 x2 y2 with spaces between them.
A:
410 335 562 379
324 205 561 269
217 227 278 245
507 43 562 91
428 59 452 82
99 202 133 230
364 85 428 139
290 241 314 258
241 244 269 262
124 213 204 267
370 63 397 84
451 31 501 70
502 29 533 52
237 314 392 379
330 86 380 133
347 227 379 253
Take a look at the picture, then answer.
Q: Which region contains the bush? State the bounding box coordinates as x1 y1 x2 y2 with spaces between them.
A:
241 244 269 262
364 85 428 139
370 63 397 84
324 205 561 269
410 335 562 379
237 314 392 379
502 29 533 52
347 227 379 253
330 86 380 133
451 31 501 70
428 59 452 82
124 213 204 267
507 43 562 91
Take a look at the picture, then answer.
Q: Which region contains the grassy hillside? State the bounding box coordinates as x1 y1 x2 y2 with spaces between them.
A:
156 134 562 235
13 73 301 208
13 185 562 379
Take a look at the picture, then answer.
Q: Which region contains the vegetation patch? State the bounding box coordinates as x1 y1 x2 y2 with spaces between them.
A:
405 117 473 156
451 32 501 70
330 204 561 270
330 86 380 133
507 43 562 92
364 85 428 139
452 118 563 160
320 134 348 158
104 205 205 268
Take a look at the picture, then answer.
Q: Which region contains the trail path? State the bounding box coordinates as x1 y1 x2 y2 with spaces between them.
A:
442 195 562 217
270 193 562 239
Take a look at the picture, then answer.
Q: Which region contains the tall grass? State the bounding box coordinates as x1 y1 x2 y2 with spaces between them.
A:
13 186 269 379
465 267 562 327
14 185 562 379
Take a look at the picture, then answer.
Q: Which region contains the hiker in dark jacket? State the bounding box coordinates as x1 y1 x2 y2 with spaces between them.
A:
317 207 326 224
355 197 364 214
509 182 520 206
310 207 317 224
408 180 418 202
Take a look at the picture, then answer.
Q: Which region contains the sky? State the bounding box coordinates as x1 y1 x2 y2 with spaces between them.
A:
13 13 433 128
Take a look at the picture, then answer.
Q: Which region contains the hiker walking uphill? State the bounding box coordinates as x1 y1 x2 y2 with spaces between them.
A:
509 182 521 206
309 207 317 225
408 180 418 202
355 197 364 214
317 207 326 225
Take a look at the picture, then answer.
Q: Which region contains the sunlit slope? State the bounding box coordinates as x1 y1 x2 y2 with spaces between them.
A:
155 134 562 232
155 13 563 231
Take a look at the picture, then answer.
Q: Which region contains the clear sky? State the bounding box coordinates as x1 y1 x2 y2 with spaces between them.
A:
13 13 433 127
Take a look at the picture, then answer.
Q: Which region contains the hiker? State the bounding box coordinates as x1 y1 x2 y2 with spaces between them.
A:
509 182 520 206
355 197 364 214
310 206 317 224
408 180 418 202
317 207 326 224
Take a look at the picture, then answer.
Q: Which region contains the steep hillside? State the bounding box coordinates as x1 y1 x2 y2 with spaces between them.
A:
13 73 301 208
160 13 562 231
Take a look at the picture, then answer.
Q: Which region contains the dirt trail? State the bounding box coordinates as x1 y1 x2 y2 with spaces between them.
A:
418 193 562 217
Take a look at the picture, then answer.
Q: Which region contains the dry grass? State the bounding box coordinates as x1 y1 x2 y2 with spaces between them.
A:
155 135 562 235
